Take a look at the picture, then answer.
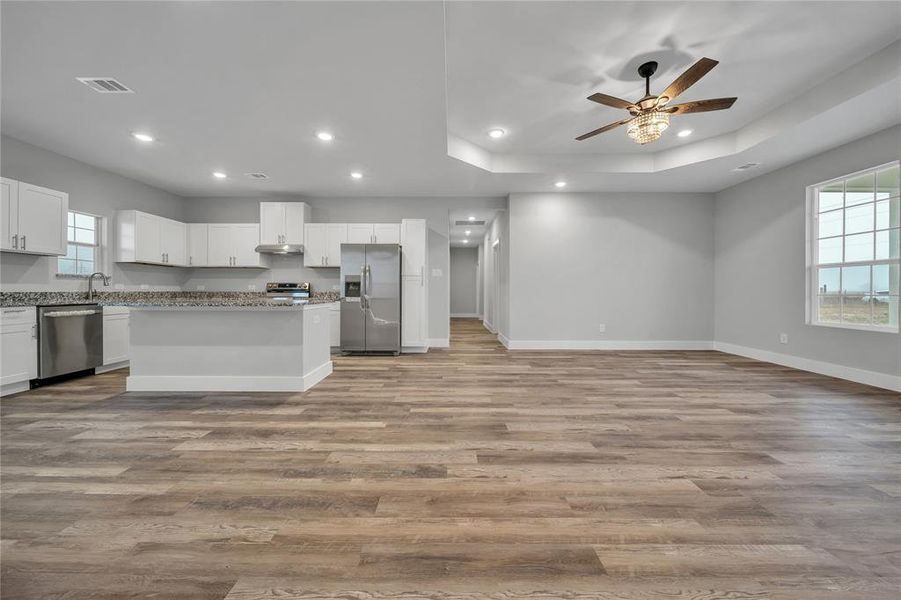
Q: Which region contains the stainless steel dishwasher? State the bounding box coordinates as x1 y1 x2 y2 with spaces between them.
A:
37 304 103 379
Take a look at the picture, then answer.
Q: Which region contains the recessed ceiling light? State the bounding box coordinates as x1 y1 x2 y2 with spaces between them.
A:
677 129 693 138
462 239 469 244
554 181 567 188
350 171 363 179
316 131 334 142
212 171 227 179
132 132 154 143
488 128 506 139
468 216 475 221
465 230 471 235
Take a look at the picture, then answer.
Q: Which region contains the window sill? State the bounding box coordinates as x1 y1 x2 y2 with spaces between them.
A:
808 321 899 334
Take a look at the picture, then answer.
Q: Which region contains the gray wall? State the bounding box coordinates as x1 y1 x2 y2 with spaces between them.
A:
183 196 506 341
1 135 187 290
450 246 479 315
714 125 901 376
507 192 715 342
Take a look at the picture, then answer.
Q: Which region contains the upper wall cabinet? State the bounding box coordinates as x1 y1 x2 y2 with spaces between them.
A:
208 223 270 268
259 202 310 245
304 223 347 268
1 177 68 256
116 210 186 266
346 223 401 244
187 223 208 267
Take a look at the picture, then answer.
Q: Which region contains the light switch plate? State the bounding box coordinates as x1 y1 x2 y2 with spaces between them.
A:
431 268 442 277
140 284 149 290
598 324 606 333
779 332 788 344
248 284 257 291
196 285 206 291
114 284 125 290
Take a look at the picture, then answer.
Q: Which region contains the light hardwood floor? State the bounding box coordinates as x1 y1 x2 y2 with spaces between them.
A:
1 318 900 599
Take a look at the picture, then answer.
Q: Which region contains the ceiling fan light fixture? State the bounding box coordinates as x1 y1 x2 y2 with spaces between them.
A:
627 111 670 145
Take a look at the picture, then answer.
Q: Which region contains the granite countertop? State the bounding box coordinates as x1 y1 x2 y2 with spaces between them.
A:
0 291 340 309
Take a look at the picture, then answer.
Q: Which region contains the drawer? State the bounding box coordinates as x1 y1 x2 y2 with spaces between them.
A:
1 306 36 325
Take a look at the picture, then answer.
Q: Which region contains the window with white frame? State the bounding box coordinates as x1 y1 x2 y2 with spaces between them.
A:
58 210 101 276
808 162 900 331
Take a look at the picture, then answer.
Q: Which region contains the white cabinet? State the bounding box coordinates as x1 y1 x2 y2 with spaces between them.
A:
401 218 427 278
304 223 347 267
402 276 427 349
0 178 68 256
1 307 37 390
1 178 19 252
259 202 310 245
187 223 208 267
347 223 374 244
102 307 129 366
401 219 428 350
374 223 401 244
117 210 186 266
329 302 341 347
346 223 401 244
208 224 270 268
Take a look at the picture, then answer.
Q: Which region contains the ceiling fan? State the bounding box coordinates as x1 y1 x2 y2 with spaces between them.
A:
576 57 737 145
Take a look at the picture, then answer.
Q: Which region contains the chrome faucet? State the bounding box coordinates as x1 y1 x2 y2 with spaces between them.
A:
87 272 111 301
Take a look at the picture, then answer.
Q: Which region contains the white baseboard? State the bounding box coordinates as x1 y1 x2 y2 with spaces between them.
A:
483 320 497 334
714 342 901 392
451 313 481 318
1 380 30 397
96 361 129 374
501 339 714 350
427 338 449 348
498 333 512 348
402 346 429 354
126 361 333 393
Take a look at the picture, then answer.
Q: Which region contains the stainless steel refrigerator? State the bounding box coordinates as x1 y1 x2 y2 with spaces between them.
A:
340 244 401 354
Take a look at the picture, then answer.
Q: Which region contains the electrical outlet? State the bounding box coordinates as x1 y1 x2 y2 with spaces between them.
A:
431 268 443 277
248 284 257 291
196 285 206 291
332 284 340 291
598 323 606 333
140 284 149 290
779 332 788 344
114 283 125 290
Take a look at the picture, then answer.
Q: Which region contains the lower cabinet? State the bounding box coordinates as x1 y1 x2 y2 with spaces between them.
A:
402 275 428 349
102 307 129 366
1 307 37 390
329 302 341 347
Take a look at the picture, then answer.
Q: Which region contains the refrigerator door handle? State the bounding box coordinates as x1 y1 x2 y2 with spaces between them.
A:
360 263 367 310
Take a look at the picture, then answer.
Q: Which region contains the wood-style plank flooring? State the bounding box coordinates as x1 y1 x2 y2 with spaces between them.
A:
2 318 900 599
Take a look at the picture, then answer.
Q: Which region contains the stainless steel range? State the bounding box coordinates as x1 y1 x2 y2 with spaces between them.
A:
265 282 311 305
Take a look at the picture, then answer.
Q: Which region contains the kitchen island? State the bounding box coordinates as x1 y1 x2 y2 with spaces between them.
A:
124 300 332 393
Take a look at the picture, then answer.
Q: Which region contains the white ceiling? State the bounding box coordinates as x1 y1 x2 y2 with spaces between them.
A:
1 1 899 198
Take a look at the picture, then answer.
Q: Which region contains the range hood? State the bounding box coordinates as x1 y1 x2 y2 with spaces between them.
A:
254 243 304 255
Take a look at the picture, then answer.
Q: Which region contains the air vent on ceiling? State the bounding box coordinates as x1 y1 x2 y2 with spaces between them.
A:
244 172 270 180
76 77 134 93
455 220 486 226
732 162 761 172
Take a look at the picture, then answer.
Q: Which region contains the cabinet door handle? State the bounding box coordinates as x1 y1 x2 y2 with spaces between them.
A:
11 234 17 249
421 265 425 286
188 256 192 266
20 235 26 250
31 324 37 339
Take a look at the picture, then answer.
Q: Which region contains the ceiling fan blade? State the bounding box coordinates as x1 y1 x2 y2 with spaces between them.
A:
575 117 633 141
658 57 719 104
587 92 636 110
666 97 737 114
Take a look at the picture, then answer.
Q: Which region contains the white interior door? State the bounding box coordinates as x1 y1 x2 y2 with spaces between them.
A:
1 178 18 251
135 212 161 263
325 223 347 267
347 223 374 244
259 202 284 244
16 183 67 255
